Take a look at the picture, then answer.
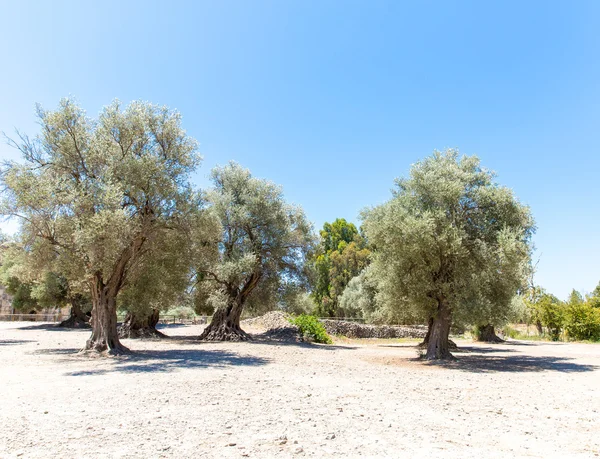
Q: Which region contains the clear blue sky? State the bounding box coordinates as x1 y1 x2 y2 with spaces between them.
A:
0 0 598 300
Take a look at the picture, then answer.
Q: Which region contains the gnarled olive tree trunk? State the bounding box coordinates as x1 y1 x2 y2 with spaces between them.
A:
200 272 261 341
475 324 504 343
118 309 165 339
425 298 455 360
418 317 434 348
59 299 90 328
419 315 458 350
84 274 129 354
199 298 250 341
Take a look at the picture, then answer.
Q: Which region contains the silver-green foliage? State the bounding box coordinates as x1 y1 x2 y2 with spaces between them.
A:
1 98 200 350
194 162 315 316
362 149 535 329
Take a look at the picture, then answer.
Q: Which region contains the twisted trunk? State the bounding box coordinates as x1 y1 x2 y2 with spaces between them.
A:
83 274 129 355
475 324 504 343
199 298 250 341
418 317 434 348
419 315 457 350
59 299 90 328
199 270 261 342
118 309 165 339
425 297 455 360
82 233 146 354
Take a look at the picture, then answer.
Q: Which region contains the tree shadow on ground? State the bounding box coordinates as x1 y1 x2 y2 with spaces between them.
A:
55 348 270 376
32 348 81 355
420 353 598 373
377 344 516 354
251 335 357 350
501 340 543 346
166 332 357 350
451 346 517 354
0 339 36 345
11 323 89 332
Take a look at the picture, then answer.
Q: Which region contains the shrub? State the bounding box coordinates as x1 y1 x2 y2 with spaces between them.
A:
501 325 520 339
289 315 333 344
164 306 198 320
528 294 565 341
564 302 600 342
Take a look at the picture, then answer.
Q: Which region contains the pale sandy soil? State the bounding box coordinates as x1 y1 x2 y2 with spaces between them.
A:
0 322 599 459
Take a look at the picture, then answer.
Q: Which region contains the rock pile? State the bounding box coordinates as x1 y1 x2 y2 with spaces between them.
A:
242 311 428 341
320 320 427 339
242 311 293 330
242 311 303 342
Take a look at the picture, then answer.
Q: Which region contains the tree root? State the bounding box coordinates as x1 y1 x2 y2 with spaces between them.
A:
475 325 505 343
418 339 458 350
118 325 167 340
79 342 131 357
199 323 252 341
59 315 91 328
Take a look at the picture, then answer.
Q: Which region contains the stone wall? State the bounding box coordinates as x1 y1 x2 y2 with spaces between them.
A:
320 319 427 339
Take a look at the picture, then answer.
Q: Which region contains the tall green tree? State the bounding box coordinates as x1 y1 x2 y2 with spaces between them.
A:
1 98 200 354
589 282 600 308
363 149 535 359
526 292 564 340
311 218 370 317
568 289 584 306
194 162 314 341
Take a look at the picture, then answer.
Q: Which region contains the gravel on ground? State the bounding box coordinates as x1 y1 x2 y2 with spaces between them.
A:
0 321 599 458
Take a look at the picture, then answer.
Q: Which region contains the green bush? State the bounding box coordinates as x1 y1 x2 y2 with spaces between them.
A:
502 325 520 339
564 302 600 342
528 294 565 341
289 315 332 344
164 306 198 320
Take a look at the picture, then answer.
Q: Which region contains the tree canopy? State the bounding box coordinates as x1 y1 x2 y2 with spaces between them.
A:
362 149 535 359
194 162 314 340
1 98 200 353
311 218 370 317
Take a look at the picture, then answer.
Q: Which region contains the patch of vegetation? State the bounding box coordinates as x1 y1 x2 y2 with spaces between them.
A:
289 315 333 344
564 302 600 342
164 306 199 320
501 325 548 341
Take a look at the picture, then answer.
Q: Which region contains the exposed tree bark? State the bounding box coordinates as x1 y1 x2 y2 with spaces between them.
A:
535 320 543 336
424 297 455 360
58 299 90 328
475 324 504 343
199 298 251 341
200 268 261 341
83 274 130 355
418 317 434 348
118 309 166 339
83 235 147 354
418 315 458 350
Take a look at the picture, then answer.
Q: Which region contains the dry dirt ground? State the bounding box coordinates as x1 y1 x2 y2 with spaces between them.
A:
0 322 599 459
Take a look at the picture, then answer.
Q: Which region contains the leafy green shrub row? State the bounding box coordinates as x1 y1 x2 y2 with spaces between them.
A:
564 302 600 341
289 315 333 344
526 292 600 342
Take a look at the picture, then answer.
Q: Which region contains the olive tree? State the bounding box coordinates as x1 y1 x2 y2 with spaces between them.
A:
0 239 91 326
117 207 219 338
117 227 193 338
362 150 534 360
194 162 314 341
1 98 200 354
